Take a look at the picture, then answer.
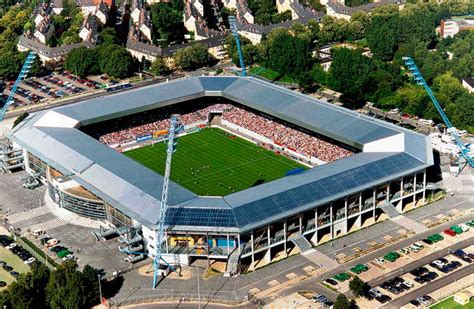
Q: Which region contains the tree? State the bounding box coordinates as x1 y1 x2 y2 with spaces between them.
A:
174 43 213 71
150 57 170 76
28 55 49 77
349 276 366 297
13 112 29 128
266 31 312 79
327 47 374 94
0 51 21 80
334 293 350 309
450 93 474 133
150 3 185 44
366 12 399 61
225 35 257 67
99 45 134 78
432 71 465 107
99 27 117 45
80 265 100 308
64 47 99 77
311 64 327 86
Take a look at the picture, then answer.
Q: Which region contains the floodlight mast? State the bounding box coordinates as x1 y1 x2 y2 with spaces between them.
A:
0 52 36 122
118 116 182 288
229 16 247 77
402 57 473 175
152 115 182 288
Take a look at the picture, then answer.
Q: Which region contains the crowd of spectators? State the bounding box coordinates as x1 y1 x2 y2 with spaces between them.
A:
222 106 353 162
87 102 353 162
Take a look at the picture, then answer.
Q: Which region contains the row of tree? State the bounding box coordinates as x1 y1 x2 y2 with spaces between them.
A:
64 44 135 78
0 261 100 309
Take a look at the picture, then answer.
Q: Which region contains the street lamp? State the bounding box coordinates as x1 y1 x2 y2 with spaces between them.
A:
196 266 201 309
98 274 103 308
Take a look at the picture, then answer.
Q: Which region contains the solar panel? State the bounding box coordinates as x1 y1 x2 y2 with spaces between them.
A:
233 153 422 229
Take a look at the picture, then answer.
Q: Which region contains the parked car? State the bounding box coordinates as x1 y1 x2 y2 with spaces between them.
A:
24 257 36 265
443 229 456 237
375 258 385 264
325 278 338 286
10 271 19 279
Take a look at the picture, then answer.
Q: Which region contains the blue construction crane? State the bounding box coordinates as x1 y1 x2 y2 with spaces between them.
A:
228 16 247 77
120 115 183 288
0 51 36 122
402 57 474 175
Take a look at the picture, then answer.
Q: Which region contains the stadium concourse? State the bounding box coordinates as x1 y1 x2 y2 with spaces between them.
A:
6 76 433 275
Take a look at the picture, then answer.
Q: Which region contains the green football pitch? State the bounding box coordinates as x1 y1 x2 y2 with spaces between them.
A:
124 128 307 196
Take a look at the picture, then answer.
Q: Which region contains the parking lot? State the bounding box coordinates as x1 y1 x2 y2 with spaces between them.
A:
1 72 108 110
355 236 474 308
0 231 33 290
314 220 474 306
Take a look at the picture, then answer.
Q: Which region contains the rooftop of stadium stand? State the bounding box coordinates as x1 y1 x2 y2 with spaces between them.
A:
8 77 433 233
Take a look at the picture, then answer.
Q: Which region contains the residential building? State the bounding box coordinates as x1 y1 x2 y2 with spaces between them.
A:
440 18 474 38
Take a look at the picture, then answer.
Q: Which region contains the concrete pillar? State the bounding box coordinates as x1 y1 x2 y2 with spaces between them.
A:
267 225 271 247
400 177 404 200
227 233 230 255
264 248 271 262
330 203 334 239
283 219 287 256
237 234 241 255
165 231 169 254
422 170 427 203
387 182 391 202
413 173 417 205
250 231 255 269
299 215 303 234
356 193 362 228
345 199 348 232
310 229 318 245
314 208 318 229
186 232 190 255
372 188 376 219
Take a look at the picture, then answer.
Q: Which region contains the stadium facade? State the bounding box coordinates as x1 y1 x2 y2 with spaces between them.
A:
7 77 433 275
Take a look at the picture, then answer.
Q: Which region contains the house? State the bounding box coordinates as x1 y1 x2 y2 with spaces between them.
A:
222 0 237 9
235 8 324 44
79 14 99 43
34 16 55 44
53 0 114 15
440 18 474 38
326 0 404 20
95 0 109 25
462 77 474 94
236 0 254 24
17 34 94 65
138 9 153 42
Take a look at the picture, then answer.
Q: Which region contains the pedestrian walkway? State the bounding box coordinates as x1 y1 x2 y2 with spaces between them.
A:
289 233 314 255
303 248 339 269
392 215 428 234
379 202 400 218
8 206 50 224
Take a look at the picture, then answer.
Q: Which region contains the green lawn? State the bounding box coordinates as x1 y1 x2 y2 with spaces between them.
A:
124 128 306 196
248 66 296 83
431 296 474 309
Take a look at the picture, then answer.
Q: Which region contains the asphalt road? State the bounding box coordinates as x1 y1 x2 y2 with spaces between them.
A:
384 263 474 308
261 213 474 304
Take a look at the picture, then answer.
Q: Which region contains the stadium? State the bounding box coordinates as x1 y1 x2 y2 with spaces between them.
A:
6 76 433 275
